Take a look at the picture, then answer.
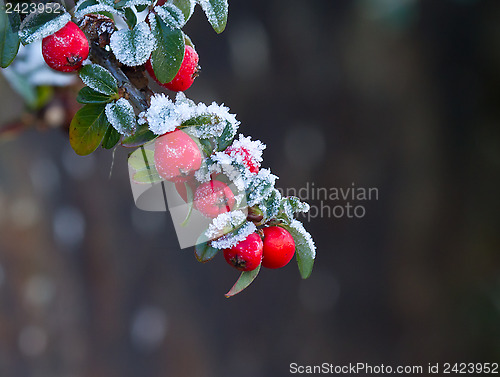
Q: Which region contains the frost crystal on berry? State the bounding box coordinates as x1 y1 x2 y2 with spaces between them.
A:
204 210 247 240
19 12 71 45
227 134 265 166
211 221 257 250
110 22 156 67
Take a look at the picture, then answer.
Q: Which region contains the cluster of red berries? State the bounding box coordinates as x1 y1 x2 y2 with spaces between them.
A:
41 21 199 92
153 128 296 272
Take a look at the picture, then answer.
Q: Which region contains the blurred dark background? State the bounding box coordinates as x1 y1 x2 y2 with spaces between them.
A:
1 0 500 376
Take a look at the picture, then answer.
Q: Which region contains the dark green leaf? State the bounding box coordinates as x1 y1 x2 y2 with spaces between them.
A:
121 125 157 147
79 64 118 96
124 7 137 28
194 241 219 263
150 14 184 84
0 3 20 68
105 98 136 135
102 126 121 149
198 138 215 156
225 263 261 298
155 3 185 28
198 0 227 34
114 0 151 9
77 87 114 104
172 0 194 21
69 103 110 156
136 4 149 12
19 11 70 45
281 224 315 279
217 121 236 151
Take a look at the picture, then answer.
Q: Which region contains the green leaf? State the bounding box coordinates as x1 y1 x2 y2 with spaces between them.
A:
217 121 236 151
19 11 70 45
155 3 185 28
281 224 315 279
225 263 261 298
69 103 110 156
172 0 194 21
124 7 137 28
114 0 151 9
0 3 20 68
79 64 118 96
149 14 184 84
110 21 155 67
102 126 121 149
194 240 219 263
77 87 114 104
198 0 228 34
105 98 136 135
121 125 157 147
198 138 214 156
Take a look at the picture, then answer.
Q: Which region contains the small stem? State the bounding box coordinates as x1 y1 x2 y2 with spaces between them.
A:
89 42 149 112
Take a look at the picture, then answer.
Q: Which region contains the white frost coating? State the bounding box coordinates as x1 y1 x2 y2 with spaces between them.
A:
204 210 246 240
226 134 265 169
211 221 257 250
120 0 153 6
80 64 117 94
245 168 278 206
138 94 181 135
19 12 71 45
75 0 119 19
197 0 227 29
155 4 185 28
110 22 156 67
289 220 316 259
105 98 137 136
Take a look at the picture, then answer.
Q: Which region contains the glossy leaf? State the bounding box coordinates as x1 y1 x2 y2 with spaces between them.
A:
216 121 236 151
19 10 70 45
105 98 136 135
194 240 219 263
79 64 118 96
102 126 121 149
149 14 184 84
124 7 137 28
197 0 227 34
225 263 261 298
121 125 157 147
281 224 315 279
0 4 20 68
70 104 109 156
77 87 114 104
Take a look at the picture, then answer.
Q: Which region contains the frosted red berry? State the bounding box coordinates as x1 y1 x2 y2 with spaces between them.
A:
146 45 199 92
154 129 202 182
42 22 89 72
194 179 235 218
224 145 260 174
261 226 296 269
223 233 263 272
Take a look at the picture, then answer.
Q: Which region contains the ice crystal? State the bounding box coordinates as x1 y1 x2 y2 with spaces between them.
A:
110 22 156 67
105 98 137 136
204 210 246 240
211 221 257 250
138 94 182 135
259 188 281 220
245 168 278 207
19 12 71 45
289 220 316 259
155 3 185 28
226 134 265 166
197 0 228 32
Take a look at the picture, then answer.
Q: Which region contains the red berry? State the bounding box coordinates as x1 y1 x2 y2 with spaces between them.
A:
146 45 199 92
261 226 296 269
224 146 260 174
175 177 197 202
42 22 89 72
223 233 263 271
154 129 202 182
194 179 235 218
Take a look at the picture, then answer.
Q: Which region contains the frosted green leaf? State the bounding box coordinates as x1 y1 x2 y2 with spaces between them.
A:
282 220 316 279
110 22 156 67
114 0 153 8
74 0 120 18
79 64 118 96
155 3 185 28
197 0 227 34
105 98 137 136
19 10 70 45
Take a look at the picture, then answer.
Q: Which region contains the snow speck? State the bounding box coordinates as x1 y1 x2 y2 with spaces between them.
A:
105 98 137 135
110 22 156 67
211 221 257 250
19 12 71 45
